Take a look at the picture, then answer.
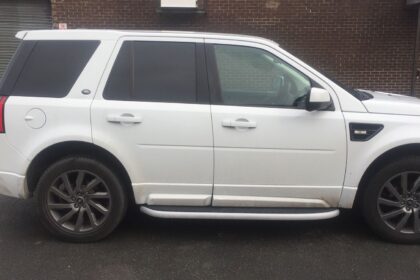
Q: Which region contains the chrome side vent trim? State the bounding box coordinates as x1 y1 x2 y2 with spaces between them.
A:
349 123 384 142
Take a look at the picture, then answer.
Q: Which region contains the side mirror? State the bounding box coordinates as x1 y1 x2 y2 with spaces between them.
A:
306 87 333 111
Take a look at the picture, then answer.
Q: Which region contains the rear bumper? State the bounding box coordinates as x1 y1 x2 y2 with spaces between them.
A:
0 171 27 199
0 135 30 199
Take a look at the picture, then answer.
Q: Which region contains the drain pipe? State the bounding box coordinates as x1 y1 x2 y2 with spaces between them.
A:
411 6 420 96
408 1 420 96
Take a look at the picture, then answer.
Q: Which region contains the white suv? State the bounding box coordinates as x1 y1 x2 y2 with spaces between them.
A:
1 30 420 243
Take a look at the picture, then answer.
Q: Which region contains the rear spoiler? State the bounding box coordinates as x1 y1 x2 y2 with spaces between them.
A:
15 31 28 40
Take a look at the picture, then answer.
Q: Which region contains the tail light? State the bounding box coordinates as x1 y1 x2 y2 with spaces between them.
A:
0 96 7 133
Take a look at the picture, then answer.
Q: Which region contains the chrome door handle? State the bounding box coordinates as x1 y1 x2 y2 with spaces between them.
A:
222 119 257 129
107 114 142 124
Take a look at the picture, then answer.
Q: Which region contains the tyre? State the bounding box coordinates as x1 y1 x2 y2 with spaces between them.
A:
362 156 420 243
36 157 127 242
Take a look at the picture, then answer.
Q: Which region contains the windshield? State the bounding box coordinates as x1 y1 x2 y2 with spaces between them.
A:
316 70 373 101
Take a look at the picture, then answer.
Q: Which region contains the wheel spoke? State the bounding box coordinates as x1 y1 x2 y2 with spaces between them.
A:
401 173 408 196
412 177 420 193
57 209 77 224
74 209 84 232
88 192 110 199
48 203 73 210
50 187 72 203
414 210 420 233
84 178 100 192
75 171 85 193
395 211 411 232
378 198 401 208
381 208 405 220
86 204 98 228
61 174 73 195
385 182 402 202
88 200 109 214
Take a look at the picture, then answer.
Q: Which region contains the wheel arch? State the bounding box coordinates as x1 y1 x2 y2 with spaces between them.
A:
354 143 420 209
26 141 135 206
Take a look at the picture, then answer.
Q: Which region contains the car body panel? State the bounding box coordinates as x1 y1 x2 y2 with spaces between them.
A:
210 104 346 208
344 112 420 189
362 90 420 116
3 40 115 159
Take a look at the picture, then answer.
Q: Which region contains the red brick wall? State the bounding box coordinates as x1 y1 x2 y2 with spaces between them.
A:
50 0 418 95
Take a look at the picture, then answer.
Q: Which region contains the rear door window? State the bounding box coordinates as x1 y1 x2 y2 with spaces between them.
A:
0 40 99 98
104 41 198 104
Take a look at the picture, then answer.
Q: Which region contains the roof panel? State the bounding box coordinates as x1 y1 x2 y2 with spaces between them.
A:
18 29 278 48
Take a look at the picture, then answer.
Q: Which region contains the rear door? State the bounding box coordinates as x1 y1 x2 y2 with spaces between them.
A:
91 37 214 206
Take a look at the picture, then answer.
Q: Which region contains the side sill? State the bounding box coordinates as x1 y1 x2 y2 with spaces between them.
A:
212 195 330 208
140 206 340 221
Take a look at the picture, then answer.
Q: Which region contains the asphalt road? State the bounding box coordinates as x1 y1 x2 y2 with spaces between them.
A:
0 196 419 280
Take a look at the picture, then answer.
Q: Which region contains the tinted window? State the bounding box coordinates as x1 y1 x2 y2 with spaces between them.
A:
6 40 99 98
212 45 311 107
0 41 36 96
104 41 197 103
103 42 132 101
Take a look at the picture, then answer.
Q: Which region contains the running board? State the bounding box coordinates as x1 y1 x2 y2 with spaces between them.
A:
140 206 340 221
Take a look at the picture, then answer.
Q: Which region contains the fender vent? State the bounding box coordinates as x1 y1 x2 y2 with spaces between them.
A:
349 123 384 142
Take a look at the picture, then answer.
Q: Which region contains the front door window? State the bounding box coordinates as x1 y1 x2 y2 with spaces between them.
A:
213 44 311 108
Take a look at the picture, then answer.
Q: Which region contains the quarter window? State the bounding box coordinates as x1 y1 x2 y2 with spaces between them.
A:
5 40 99 98
104 41 197 103
212 45 312 107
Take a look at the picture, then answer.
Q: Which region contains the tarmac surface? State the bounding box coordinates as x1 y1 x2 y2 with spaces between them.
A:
0 196 419 280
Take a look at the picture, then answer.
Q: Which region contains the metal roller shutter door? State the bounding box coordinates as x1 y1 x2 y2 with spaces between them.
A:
0 0 51 79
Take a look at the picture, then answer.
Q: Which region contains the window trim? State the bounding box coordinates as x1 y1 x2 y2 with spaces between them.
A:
102 39 210 105
206 43 321 110
196 43 211 104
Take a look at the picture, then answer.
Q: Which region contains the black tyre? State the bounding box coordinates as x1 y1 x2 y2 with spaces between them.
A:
36 157 127 242
363 156 420 243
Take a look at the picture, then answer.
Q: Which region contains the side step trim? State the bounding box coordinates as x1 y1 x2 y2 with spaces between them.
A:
140 206 340 221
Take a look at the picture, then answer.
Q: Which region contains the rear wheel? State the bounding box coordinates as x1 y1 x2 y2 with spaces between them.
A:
36 157 127 242
363 157 420 243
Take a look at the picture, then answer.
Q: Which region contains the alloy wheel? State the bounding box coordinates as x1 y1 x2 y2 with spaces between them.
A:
46 170 112 233
377 172 420 234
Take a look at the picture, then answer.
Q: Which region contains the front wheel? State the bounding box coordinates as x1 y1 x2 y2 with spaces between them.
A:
363 157 420 243
36 157 127 242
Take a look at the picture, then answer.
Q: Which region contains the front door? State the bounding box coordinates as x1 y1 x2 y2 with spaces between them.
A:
206 41 347 208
